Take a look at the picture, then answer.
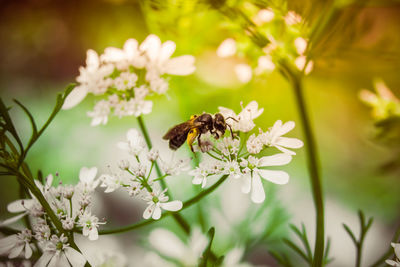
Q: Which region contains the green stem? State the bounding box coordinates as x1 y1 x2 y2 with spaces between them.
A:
97 175 228 235
286 67 325 267
136 116 192 234
370 223 400 267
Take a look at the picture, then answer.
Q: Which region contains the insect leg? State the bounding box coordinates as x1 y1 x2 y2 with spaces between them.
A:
187 128 199 152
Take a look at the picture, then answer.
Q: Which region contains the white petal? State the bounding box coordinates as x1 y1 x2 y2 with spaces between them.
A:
275 145 296 155
1 213 28 227
152 206 162 220
64 247 87 267
48 252 67 267
143 204 154 219
79 167 97 183
7 199 30 213
140 34 161 62
258 169 289 185
160 41 176 62
9 243 24 258
62 86 88 110
24 243 32 259
149 229 187 259
165 55 196 75
394 243 400 259
86 49 99 70
160 201 183 212
0 235 17 253
277 121 295 136
385 260 400 266
259 153 292 166
276 137 303 149
124 38 139 55
243 101 263 118
251 174 265 203
88 229 98 241
34 251 54 267
241 174 251 194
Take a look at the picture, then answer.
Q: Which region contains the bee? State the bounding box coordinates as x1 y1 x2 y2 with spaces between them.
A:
163 113 235 152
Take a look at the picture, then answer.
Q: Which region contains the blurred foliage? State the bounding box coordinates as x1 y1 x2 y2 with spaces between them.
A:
1 0 400 264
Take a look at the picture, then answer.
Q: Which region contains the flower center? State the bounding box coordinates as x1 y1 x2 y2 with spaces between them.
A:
152 196 159 203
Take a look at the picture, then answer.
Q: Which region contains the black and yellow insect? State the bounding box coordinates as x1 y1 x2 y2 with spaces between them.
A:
163 113 232 152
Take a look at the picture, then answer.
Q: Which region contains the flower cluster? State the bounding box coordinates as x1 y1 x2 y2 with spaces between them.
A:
0 168 104 265
100 128 190 220
189 101 303 203
62 34 196 126
216 6 313 83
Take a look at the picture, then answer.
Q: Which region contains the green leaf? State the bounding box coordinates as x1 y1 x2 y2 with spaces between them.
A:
13 99 38 136
0 98 24 154
21 83 76 161
289 223 313 261
283 238 310 263
343 223 358 245
200 227 216 267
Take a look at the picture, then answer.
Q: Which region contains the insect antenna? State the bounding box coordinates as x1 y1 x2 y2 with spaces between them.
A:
225 116 238 122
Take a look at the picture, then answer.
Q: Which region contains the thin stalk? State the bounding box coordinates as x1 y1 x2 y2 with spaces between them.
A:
136 116 191 234
286 68 325 267
97 175 228 235
370 224 400 267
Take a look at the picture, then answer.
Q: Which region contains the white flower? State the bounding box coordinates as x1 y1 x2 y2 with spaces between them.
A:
140 34 196 77
113 72 138 91
0 199 37 226
142 189 183 220
78 167 99 192
386 243 400 266
0 229 33 259
62 50 113 110
189 161 219 188
149 76 169 94
217 38 237 58
148 228 208 266
34 234 86 267
222 160 241 179
100 173 126 193
219 101 264 132
126 181 142 197
160 155 191 176
217 137 240 157
87 100 110 126
241 154 292 203
117 128 146 157
78 211 104 241
246 134 263 154
253 8 275 25
147 148 159 162
259 120 303 155
62 217 75 230
101 38 147 69
234 64 253 83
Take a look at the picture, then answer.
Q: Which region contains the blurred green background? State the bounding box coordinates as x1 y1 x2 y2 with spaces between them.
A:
1 0 400 265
